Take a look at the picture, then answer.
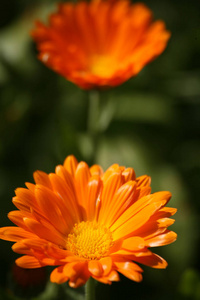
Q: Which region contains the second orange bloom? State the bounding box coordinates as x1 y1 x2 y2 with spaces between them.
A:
0 155 177 288
32 0 170 89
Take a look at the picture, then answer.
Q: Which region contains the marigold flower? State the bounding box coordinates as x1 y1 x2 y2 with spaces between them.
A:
0 155 177 288
31 0 170 89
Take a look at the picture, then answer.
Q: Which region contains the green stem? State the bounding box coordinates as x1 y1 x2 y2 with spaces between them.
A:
87 89 100 136
86 89 101 164
85 277 96 300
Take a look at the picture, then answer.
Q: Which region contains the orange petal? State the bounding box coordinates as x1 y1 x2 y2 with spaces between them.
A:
68 261 90 288
21 238 50 251
145 230 177 247
8 211 32 231
132 222 172 241
14 188 39 213
121 236 145 251
130 3 152 28
55 165 75 192
133 252 168 269
136 175 151 188
157 217 175 227
0 227 35 242
102 164 123 182
86 175 102 221
75 162 91 221
50 266 68 284
16 255 44 269
88 260 103 277
12 241 32 255
74 2 97 54
32 254 60 267
118 268 143 282
25 182 36 193
69 274 89 288
122 167 136 181
99 256 113 276
90 0 110 51
90 164 103 176
112 200 166 240
14 240 65 266
104 181 137 227
35 185 71 234
60 255 85 264
12 239 53 257
98 171 124 223
157 207 177 217
63 262 78 278
132 207 177 239
12 197 29 213
74 161 91 219
44 244 69 260
52 168 81 222
94 270 120 284
64 155 78 177
114 260 143 282
33 170 52 189
111 191 171 231
49 174 80 225
133 224 167 242
137 186 151 198
23 217 65 247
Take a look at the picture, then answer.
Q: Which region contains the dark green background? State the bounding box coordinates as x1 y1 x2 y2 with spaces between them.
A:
0 0 200 299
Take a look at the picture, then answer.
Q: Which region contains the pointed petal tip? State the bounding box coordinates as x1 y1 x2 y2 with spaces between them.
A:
63 155 78 176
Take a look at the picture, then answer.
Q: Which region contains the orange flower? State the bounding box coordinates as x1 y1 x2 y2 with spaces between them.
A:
31 0 170 89
0 155 177 288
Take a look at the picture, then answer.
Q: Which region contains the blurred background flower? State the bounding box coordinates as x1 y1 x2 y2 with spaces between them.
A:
7 263 47 299
0 0 200 299
31 0 170 89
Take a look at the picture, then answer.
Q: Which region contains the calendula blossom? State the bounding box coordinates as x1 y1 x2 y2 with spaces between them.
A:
31 0 170 89
0 155 177 288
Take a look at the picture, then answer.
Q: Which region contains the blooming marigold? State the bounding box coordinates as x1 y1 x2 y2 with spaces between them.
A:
0 156 177 288
31 0 170 89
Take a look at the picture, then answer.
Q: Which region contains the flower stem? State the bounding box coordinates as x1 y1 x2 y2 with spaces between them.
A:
86 89 101 164
85 277 96 300
87 89 100 136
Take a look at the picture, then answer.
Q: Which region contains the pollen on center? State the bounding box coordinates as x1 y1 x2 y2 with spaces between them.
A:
66 221 114 260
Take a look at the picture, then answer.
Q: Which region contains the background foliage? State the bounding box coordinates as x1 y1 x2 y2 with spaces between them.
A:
0 0 200 299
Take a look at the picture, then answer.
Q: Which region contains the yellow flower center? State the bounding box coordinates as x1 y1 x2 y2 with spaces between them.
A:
90 55 117 78
66 221 113 260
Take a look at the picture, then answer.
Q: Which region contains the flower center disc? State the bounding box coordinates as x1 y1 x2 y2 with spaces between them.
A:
66 221 113 260
90 55 117 78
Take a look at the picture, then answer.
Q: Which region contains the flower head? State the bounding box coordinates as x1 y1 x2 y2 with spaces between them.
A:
31 0 170 89
0 155 177 288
